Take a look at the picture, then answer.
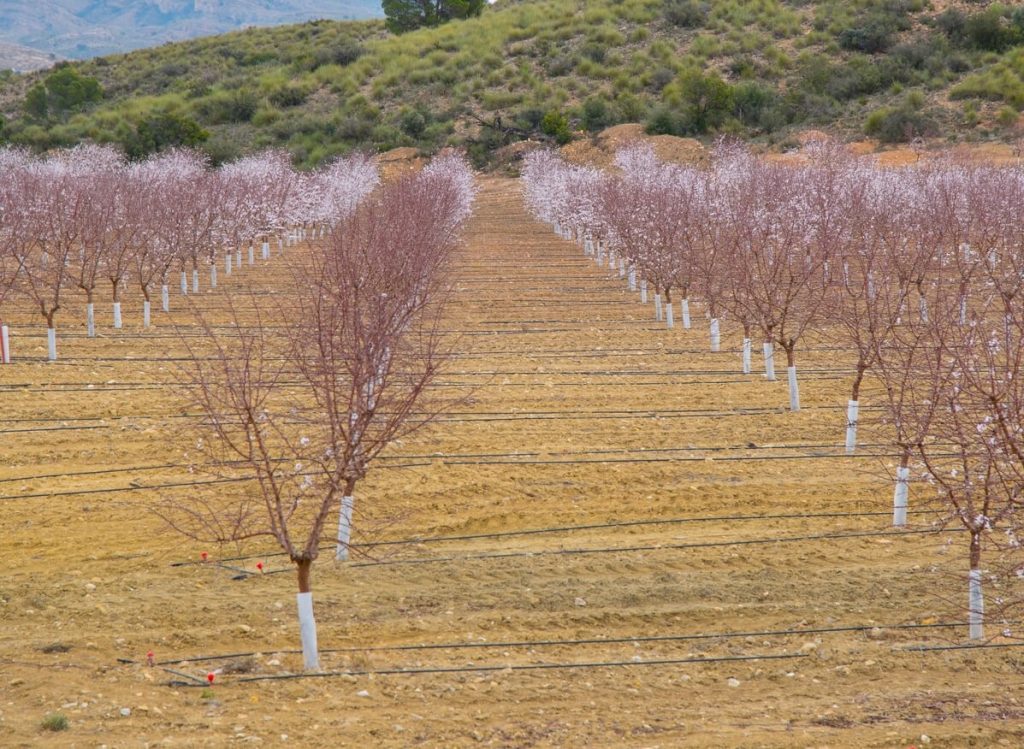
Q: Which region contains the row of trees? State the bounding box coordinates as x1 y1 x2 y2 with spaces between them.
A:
167 153 476 670
523 143 1024 639
0 145 379 361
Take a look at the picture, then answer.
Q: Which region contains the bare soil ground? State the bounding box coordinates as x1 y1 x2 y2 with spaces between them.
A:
1 178 1022 748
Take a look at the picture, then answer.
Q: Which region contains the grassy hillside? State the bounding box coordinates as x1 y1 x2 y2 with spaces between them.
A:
2 0 1024 167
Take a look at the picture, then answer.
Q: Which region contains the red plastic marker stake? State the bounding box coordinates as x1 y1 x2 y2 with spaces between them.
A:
200 551 208 562
146 650 155 667
256 562 264 573
207 672 215 684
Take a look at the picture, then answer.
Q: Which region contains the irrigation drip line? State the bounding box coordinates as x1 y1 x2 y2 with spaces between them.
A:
0 403 886 428
220 652 811 686
900 641 1024 653
148 620 972 667
233 528 941 577
0 425 106 435
0 373 853 392
168 508 898 567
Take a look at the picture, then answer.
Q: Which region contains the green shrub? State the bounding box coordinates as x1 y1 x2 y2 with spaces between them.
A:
581 96 613 132
40 713 69 732
399 107 428 137
23 64 103 120
540 110 572 144
268 84 309 108
664 0 708 29
124 110 209 159
669 70 734 134
864 103 937 142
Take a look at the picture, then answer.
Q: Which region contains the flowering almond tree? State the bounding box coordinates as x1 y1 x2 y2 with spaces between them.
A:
161 154 474 671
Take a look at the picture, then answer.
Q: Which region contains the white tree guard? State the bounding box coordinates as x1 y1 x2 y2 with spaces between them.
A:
335 495 355 561
960 298 967 326
919 296 928 323
628 268 637 291
161 285 170 312
262 241 270 260
893 466 910 527
248 246 255 266
763 342 776 381
654 294 663 321
968 569 984 641
113 302 122 329
584 238 593 256
210 264 218 289
86 303 96 338
681 299 691 329
236 249 242 269
296 592 320 671
192 270 199 293
1 324 10 363
742 338 752 374
47 328 57 362
225 254 232 275
640 281 648 304
666 302 674 329
619 258 626 278
180 272 188 295
845 400 859 454
787 365 800 411
143 300 151 329
710 318 721 352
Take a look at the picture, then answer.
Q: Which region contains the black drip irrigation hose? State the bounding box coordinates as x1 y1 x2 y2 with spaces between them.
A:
228 527 943 578
168 508 897 567
901 640 1024 652
147 620 973 667
170 652 812 686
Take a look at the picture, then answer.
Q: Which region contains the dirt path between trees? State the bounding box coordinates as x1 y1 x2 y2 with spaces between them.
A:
1 178 1021 747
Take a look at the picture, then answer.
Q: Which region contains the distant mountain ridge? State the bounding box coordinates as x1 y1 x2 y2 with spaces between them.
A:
0 1 383 65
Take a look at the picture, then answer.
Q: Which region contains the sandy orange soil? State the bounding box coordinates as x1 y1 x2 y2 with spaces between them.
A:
1 178 1022 748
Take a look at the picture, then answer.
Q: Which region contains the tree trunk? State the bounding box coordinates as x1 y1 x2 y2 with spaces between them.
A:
294 559 319 671
893 450 910 527
968 533 984 640
335 479 357 561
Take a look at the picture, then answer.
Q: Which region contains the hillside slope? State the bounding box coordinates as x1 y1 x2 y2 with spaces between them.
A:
0 0 382 60
2 0 1024 167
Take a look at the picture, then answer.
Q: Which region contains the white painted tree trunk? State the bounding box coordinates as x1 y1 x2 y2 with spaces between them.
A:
192 270 199 293
113 302 122 329
628 268 636 291
892 466 909 527
919 296 928 323
787 365 800 411
681 298 691 329
47 328 57 361
161 285 170 312
262 241 270 260
710 318 721 352
845 400 859 454
143 300 151 328
666 302 674 329
248 246 255 265
278 236 284 250
86 303 96 338
654 294 663 321
640 281 648 304
763 343 776 381
584 238 593 256
180 272 188 295
210 265 217 289
1 324 10 363
619 258 626 278
335 495 355 561
225 254 232 275
968 569 984 641
296 592 320 671
960 297 968 326
742 337 751 374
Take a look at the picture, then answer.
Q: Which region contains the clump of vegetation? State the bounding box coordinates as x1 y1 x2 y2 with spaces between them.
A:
40 713 69 732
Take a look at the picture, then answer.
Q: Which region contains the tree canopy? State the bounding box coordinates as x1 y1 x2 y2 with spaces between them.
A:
383 0 485 34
